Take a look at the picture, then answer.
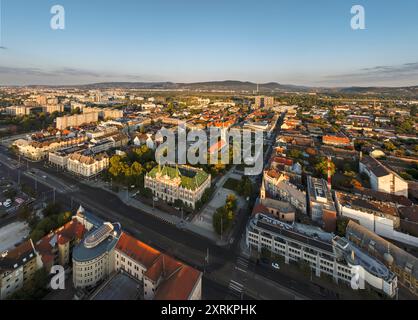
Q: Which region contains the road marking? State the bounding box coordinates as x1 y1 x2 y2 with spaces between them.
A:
235 266 247 273
229 280 243 289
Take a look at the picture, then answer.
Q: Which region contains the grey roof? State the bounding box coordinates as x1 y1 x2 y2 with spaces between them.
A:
361 156 390 178
90 272 141 300
251 214 334 253
73 222 121 262
334 236 394 280
346 221 418 279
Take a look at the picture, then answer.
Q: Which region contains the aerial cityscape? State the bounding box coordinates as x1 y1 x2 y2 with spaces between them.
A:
0 0 417 312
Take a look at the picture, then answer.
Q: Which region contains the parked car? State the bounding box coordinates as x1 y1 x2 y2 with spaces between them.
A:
272 262 280 270
3 199 12 208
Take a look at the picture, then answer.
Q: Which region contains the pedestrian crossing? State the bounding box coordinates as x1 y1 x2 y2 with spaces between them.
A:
228 280 244 297
227 256 250 299
235 256 249 273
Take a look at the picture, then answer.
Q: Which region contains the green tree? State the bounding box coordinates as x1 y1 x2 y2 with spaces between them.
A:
314 157 336 178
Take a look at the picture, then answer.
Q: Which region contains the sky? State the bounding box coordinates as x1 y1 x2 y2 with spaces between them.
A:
0 0 418 87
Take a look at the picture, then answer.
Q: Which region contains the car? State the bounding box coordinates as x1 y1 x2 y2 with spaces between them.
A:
3 200 12 208
272 262 280 270
42 175 47 179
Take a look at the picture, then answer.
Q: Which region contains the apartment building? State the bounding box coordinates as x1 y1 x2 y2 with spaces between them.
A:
83 107 123 120
335 191 418 247
72 211 202 300
48 145 88 168
67 152 109 178
115 232 202 300
6 106 34 116
42 104 64 114
346 221 418 296
0 240 40 300
261 170 306 213
73 222 122 289
322 135 352 148
56 112 99 130
246 213 397 298
35 218 87 271
254 96 275 108
359 155 408 197
13 135 87 161
145 165 211 209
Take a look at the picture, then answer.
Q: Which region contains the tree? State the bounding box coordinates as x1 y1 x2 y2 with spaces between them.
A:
43 202 61 217
288 149 303 159
4 188 17 200
383 141 396 152
9 268 49 300
18 205 31 222
57 211 72 226
314 157 335 178
336 216 351 237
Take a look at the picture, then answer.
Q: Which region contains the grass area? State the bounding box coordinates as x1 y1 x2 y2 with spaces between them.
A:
223 178 241 192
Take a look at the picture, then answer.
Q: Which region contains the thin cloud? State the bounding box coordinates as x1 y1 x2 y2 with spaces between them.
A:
0 65 160 84
321 62 418 86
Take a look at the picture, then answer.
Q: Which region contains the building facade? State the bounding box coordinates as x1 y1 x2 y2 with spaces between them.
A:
145 165 211 209
56 112 99 130
359 156 408 197
246 213 397 298
67 152 109 178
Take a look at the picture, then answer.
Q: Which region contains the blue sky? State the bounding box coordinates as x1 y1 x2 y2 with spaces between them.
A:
0 0 418 86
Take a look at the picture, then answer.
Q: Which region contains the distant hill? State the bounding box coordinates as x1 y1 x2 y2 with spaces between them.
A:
76 81 312 93
28 81 418 98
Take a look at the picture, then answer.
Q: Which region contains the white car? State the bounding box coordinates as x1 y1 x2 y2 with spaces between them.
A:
272 262 280 270
3 201 12 208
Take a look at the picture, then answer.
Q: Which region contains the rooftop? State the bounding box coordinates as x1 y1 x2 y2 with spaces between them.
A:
90 272 141 300
147 165 210 190
73 222 121 262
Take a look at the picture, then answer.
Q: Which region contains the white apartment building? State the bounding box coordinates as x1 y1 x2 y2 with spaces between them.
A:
67 152 109 178
6 106 34 116
56 112 99 130
72 211 202 300
246 213 397 298
72 223 121 289
83 107 123 120
335 191 418 247
359 155 408 197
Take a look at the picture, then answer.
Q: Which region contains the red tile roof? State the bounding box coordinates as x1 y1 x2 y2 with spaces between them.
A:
116 232 160 269
116 232 202 300
35 218 86 265
154 264 201 300
323 135 351 145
